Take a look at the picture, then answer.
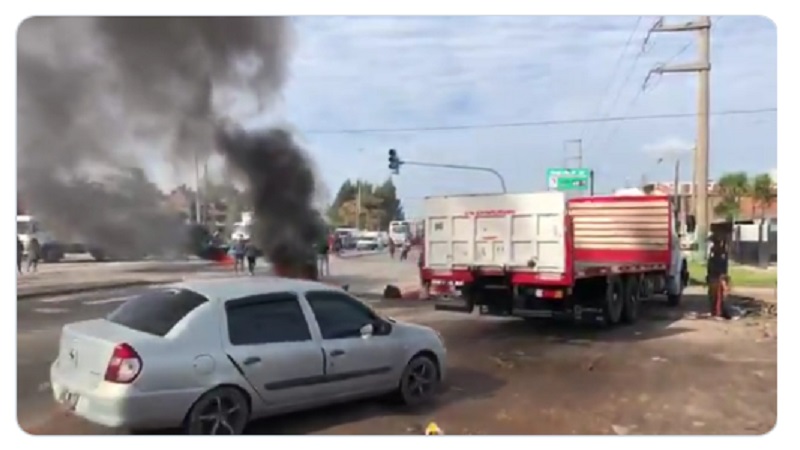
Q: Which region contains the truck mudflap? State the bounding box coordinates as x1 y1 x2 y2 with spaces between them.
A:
433 296 474 313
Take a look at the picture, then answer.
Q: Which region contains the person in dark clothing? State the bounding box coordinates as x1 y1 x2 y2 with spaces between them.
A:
316 238 330 277
400 237 411 261
232 238 246 274
706 234 730 318
244 240 259 276
17 237 24 274
27 237 41 273
388 239 396 259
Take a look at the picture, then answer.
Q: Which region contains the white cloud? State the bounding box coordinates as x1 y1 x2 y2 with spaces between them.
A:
642 137 695 157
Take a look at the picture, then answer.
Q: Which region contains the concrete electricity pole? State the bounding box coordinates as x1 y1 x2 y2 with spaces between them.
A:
649 16 712 258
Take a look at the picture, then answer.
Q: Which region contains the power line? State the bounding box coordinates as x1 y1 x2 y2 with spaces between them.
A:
597 22 696 152
578 16 642 141
301 107 775 135
584 19 662 151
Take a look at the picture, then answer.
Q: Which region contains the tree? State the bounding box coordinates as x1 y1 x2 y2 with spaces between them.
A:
327 180 357 224
714 172 750 222
373 178 404 228
327 178 405 229
752 173 776 219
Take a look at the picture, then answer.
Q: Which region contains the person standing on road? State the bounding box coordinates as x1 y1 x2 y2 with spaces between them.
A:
244 240 258 276
400 236 411 261
26 237 41 273
232 238 246 274
706 234 731 318
388 238 396 259
316 236 330 277
17 237 24 274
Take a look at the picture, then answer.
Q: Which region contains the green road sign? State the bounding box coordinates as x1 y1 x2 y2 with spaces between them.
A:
547 168 592 191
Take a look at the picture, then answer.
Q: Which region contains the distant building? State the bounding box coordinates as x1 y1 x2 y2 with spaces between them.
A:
641 179 777 222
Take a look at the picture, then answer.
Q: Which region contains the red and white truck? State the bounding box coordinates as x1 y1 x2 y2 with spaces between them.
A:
422 191 689 325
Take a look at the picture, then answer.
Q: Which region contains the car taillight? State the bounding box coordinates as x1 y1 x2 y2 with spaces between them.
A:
104 343 142 384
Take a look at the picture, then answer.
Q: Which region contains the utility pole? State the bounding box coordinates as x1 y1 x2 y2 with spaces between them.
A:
356 180 362 230
356 148 364 230
193 150 202 224
649 16 711 258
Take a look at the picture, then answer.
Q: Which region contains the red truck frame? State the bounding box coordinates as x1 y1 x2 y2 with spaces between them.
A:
424 194 689 325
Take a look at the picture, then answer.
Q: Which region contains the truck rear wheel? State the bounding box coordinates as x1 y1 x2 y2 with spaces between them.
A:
602 276 624 325
42 245 63 263
621 276 640 324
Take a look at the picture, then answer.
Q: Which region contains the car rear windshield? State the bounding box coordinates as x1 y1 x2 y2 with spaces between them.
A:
106 288 208 337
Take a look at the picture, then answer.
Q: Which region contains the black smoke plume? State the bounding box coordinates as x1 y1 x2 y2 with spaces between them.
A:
18 17 325 267
216 126 325 273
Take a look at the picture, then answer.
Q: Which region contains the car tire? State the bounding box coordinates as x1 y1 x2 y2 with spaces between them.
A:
396 354 440 407
183 386 251 435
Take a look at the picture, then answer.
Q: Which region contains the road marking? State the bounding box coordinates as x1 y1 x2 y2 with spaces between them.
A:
84 295 137 306
37 295 83 304
33 307 68 314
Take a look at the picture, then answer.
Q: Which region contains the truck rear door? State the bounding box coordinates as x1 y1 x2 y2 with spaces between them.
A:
423 192 566 274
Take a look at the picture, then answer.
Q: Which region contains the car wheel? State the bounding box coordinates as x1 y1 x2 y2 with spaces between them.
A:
397 354 440 407
183 386 250 435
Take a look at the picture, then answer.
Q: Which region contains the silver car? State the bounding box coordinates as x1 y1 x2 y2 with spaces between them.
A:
50 277 447 434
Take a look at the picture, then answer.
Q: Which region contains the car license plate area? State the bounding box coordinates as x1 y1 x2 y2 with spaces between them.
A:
59 391 80 411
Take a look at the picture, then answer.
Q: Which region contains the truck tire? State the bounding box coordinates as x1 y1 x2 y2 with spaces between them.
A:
667 283 682 307
621 276 640 324
90 250 107 262
602 276 624 325
42 245 63 263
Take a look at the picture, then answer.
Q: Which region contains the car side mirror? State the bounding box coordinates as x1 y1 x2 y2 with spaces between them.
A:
359 323 374 339
372 319 392 336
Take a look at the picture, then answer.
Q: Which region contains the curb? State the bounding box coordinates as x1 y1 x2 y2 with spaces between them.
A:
16 278 181 301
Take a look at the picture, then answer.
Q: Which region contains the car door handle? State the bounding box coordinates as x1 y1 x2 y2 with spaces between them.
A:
329 349 345 357
242 356 261 366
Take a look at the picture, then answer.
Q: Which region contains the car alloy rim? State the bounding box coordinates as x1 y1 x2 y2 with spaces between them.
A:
404 359 436 400
195 394 246 435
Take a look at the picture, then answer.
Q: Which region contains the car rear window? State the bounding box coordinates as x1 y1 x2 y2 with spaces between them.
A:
106 288 208 337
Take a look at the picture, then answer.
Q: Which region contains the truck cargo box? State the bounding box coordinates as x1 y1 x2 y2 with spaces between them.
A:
568 194 673 274
423 192 567 275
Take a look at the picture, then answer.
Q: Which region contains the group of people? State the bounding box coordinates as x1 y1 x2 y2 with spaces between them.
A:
16 236 41 274
230 238 259 276
388 236 413 260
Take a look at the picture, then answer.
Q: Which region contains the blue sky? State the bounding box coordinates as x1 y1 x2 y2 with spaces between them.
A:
207 15 777 217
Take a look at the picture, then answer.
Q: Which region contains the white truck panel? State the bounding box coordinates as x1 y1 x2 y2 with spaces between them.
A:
424 192 566 273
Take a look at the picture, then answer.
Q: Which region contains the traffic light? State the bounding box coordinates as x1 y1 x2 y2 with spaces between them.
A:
388 149 401 174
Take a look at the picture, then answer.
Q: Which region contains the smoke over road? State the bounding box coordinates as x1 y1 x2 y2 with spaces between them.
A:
18 17 323 268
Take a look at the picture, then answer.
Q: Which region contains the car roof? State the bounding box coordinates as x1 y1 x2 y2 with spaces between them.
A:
171 276 343 302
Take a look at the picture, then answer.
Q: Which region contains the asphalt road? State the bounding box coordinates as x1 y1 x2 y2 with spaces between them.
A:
16 250 422 433
17 285 160 432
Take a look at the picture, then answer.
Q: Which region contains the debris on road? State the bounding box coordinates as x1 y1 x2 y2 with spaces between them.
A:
425 422 444 435
384 284 402 299
611 424 633 435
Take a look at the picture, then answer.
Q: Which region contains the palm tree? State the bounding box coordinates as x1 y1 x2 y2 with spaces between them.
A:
713 172 750 222
752 173 776 219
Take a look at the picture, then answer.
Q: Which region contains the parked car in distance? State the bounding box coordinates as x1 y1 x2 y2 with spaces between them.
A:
50 277 447 434
355 235 380 251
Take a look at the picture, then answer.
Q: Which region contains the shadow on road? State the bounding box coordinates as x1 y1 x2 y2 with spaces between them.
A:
420 293 744 346
244 366 504 435
132 366 504 435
